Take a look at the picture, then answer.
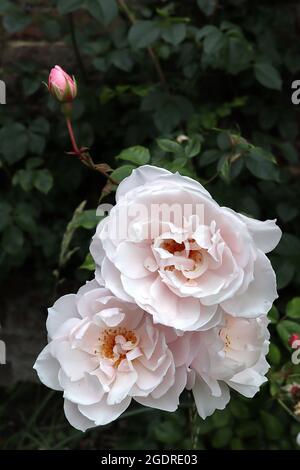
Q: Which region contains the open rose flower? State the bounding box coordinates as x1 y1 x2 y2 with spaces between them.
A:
33 280 189 431
90 165 281 331
188 311 270 418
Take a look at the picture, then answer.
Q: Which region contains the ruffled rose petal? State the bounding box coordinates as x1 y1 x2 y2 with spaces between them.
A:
221 250 277 317
33 344 62 391
192 376 230 419
64 399 95 432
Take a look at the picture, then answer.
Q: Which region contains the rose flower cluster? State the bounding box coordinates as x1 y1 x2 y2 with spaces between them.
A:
34 166 281 431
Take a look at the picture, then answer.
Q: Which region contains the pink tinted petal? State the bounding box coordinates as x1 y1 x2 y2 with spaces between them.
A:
46 294 79 339
238 213 282 254
102 256 133 302
222 250 277 317
59 370 104 405
107 369 137 405
53 341 97 381
192 376 230 419
79 396 131 425
64 399 95 432
33 344 62 391
115 241 153 279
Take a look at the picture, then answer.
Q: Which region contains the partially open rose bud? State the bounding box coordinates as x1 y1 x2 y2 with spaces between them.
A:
48 65 77 102
289 333 300 347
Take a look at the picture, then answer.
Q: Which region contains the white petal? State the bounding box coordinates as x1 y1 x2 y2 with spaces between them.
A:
59 370 104 405
33 344 62 391
102 256 133 302
192 376 230 419
116 165 171 200
79 395 131 425
114 241 153 279
53 341 97 381
107 369 137 405
116 165 212 201
238 214 282 254
46 294 79 339
222 250 278 318
135 365 186 412
64 399 95 432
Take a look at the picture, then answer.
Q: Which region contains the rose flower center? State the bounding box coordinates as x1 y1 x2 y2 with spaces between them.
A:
100 327 137 366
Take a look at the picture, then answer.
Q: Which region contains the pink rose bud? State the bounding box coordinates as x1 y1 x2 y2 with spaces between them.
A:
289 333 300 347
48 65 77 102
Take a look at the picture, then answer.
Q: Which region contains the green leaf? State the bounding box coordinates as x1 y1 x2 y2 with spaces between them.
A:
217 155 230 182
217 131 232 150
157 139 182 154
185 137 202 158
80 253 96 271
75 210 100 229
276 260 295 290
13 169 33 192
212 427 233 448
268 305 279 324
286 297 300 319
111 165 136 182
203 29 224 55
128 21 160 49
3 13 32 33
276 233 300 257
86 0 118 25
22 78 40 97
260 411 284 440
254 62 282 90
276 202 298 223
230 400 250 419
279 142 298 163
0 202 12 231
33 169 53 194
2 225 24 255
197 0 217 16
117 146 150 165
268 343 281 366
246 148 279 181
162 24 186 46
0 123 28 164
199 149 221 167
57 0 83 14
110 49 134 72
30 117 50 135
277 320 300 348
29 131 46 155
26 158 43 170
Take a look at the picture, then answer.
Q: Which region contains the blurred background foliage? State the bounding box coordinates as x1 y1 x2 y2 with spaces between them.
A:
0 0 300 450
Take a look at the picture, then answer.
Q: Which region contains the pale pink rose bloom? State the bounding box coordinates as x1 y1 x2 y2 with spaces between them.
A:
188 310 270 418
48 65 77 102
33 280 190 431
90 165 281 331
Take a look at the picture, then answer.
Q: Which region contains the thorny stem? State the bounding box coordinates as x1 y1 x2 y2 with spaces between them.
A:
117 0 166 85
65 117 118 185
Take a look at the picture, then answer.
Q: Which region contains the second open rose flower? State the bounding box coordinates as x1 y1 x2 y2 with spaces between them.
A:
90 165 281 331
33 280 191 431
